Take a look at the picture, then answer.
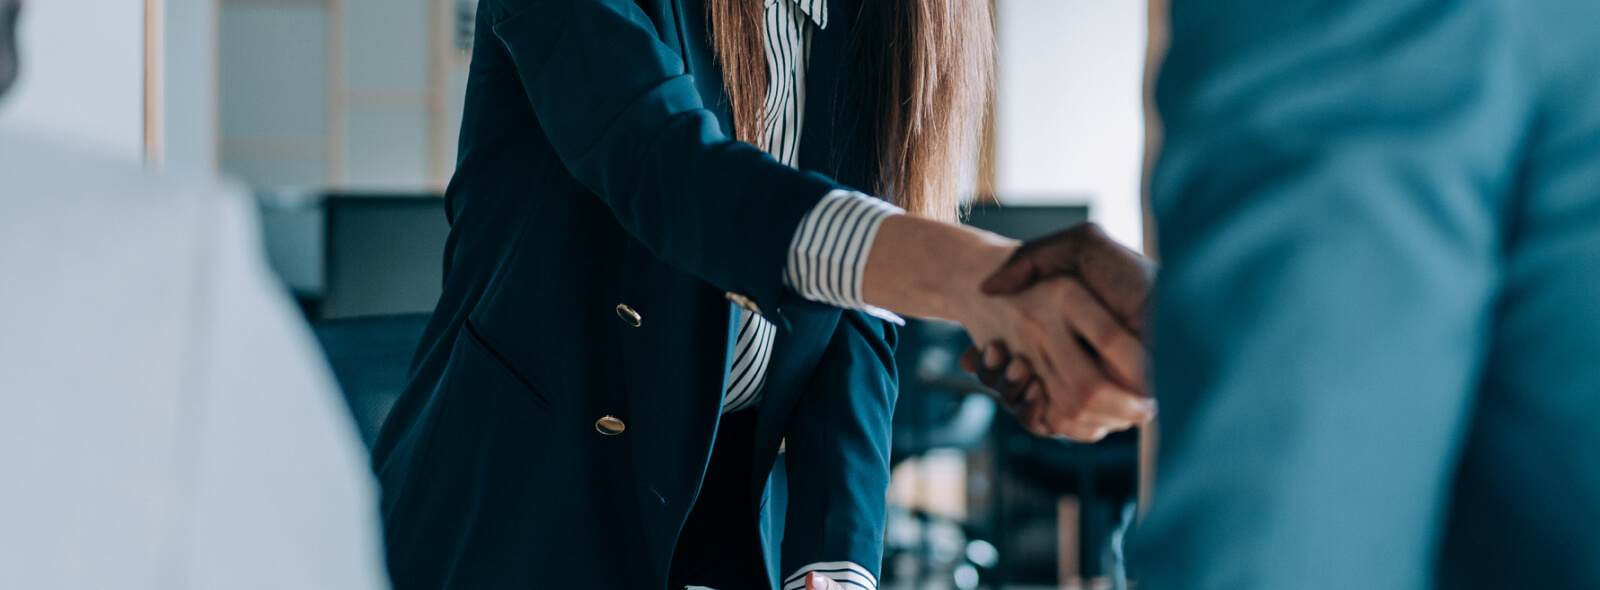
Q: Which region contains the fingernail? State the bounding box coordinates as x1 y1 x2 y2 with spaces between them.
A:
984 344 1003 369
1005 360 1028 382
1023 385 1041 407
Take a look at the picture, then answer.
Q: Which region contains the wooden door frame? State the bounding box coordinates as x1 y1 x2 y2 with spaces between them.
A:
144 0 164 165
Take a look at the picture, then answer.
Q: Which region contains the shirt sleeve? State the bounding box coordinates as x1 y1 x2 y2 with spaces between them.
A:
784 561 878 590
782 190 905 324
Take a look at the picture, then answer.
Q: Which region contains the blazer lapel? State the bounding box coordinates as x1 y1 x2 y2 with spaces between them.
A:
676 0 738 139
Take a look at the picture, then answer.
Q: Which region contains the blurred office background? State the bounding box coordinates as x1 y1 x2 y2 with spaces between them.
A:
6 0 1155 588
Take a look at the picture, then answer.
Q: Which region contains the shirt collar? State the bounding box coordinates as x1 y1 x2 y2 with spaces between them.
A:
765 0 828 29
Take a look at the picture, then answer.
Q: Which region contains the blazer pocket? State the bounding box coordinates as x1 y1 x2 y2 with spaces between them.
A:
457 320 554 410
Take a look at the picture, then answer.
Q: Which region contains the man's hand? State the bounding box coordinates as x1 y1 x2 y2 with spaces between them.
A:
962 223 1159 440
982 222 1154 334
957 275 1153 441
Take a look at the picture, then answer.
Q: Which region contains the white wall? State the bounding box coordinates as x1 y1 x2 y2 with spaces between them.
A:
996 0 1148 251
5 0 145 160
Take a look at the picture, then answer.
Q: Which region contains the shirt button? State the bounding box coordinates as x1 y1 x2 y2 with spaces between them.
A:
615 303 642 327
725 292 762 316
595 415 626 435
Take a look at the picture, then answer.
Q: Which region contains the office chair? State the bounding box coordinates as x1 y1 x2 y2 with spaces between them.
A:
955 203 1140 589
308 195 448 446
321 195 450 319
1002 422 1139 589
883 316 999 589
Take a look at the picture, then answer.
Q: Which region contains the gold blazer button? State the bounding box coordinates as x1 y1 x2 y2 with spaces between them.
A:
615 303 642 327
595 415 626 435
724 292 762 316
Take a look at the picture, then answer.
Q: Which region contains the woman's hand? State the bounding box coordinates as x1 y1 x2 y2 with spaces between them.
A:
805 572 844 590
960 340 1032 406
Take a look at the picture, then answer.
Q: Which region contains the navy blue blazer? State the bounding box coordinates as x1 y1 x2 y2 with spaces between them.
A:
369 0 897 586
1130 0 1600 588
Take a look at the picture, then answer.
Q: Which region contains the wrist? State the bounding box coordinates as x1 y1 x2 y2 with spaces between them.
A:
933 235 1016 322
862 214 1017 321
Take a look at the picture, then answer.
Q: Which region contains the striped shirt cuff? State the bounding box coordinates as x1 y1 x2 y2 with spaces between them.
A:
783 190 905 325
783 561 878 590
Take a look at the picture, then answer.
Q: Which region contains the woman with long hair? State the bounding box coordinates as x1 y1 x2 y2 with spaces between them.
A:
371 0 1153 586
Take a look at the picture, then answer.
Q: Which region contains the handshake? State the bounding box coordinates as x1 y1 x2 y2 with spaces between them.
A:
865 215 1156 442
952 223 1157 442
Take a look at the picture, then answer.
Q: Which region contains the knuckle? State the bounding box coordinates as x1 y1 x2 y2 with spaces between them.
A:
1019 316 1048 340
1074 379 1106 403
1069 222 1107 244
1005 359 1030 380
1059 426 1095 443
1098 326 1133 354
1019 302 1050 322
1047 415 1073 435
1054 401 1088 424
1019 401 1043 420
1065 224 1103 251
1023 410 1048 434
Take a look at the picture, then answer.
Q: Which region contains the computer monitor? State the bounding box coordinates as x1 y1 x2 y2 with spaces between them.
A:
962 202 1091 241
321 195 450 319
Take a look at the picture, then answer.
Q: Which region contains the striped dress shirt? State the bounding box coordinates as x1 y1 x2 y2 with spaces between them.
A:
708 0 897 588
721 0 904 416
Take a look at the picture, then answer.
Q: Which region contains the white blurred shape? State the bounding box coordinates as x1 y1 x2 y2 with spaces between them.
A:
5 0 144 160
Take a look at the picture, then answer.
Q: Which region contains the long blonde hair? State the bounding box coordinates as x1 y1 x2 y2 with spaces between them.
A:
706 0 995 221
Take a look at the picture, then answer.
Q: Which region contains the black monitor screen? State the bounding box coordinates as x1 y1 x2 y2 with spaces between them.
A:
962 203 1091 242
